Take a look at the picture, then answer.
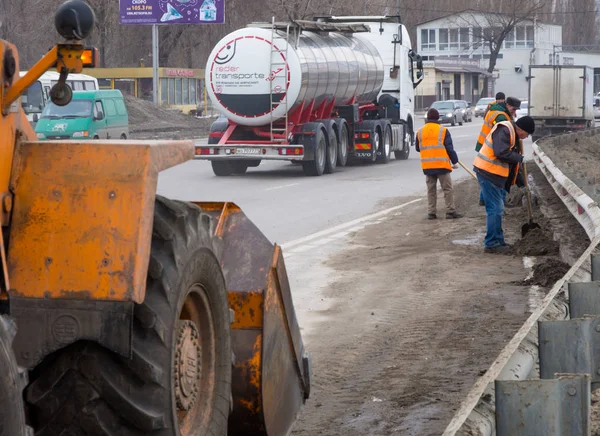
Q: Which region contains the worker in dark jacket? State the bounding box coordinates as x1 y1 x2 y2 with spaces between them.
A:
476 97 521 206
416 108 462 220
473 116 535 254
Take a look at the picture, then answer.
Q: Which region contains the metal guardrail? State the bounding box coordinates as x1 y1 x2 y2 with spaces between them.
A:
442 131 600 435
532 130 600 240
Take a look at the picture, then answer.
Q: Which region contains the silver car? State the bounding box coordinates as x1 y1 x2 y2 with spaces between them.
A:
474 97 495 118
426 100 464 126
447 100 473 122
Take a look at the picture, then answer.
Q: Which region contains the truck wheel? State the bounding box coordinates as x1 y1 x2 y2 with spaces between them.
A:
302 127 327 176
451 117 456 127
212 161 234 176
394 126 412 160
337 122 349 167
232 161 249 174
325 128 338 174
371 129 380 163
0 315 28 436
377 124 392 164
25 197 232 436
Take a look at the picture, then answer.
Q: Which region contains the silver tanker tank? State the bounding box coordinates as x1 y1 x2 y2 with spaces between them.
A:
205 26 385 127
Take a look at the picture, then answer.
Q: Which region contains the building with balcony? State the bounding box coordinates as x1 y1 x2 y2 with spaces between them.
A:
416 11 564 103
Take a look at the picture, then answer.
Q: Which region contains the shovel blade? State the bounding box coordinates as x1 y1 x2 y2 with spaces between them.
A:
521 221 542 238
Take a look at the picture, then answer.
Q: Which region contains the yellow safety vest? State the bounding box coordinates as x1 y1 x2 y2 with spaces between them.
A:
417 123 452 172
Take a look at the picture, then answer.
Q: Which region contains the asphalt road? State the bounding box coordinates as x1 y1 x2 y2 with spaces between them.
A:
157 116 524 245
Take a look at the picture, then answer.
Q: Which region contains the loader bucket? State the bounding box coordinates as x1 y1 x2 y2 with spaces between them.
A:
195 202 310 436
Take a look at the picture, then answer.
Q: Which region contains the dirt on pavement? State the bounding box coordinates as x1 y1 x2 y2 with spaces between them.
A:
524 258 571 287
512 226 559 256
291 164 587 436
125 95 213 140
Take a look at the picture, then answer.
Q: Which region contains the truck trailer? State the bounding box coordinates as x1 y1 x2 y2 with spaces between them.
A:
528 65 595 141
195 16 424 177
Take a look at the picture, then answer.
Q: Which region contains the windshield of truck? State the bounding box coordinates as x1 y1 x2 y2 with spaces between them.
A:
41 100 93 119
431 102 453 111
21 81 44 114
476 98 494 107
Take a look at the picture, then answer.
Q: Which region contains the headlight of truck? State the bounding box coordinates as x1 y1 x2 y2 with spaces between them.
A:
72 131 89 138
36 133 45 139
447 112 453 117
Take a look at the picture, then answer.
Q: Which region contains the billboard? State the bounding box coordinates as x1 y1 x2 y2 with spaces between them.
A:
120 0 224 25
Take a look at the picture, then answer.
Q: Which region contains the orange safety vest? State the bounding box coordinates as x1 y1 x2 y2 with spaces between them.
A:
477 110 506 147
417 122 452 172
473 121 520 184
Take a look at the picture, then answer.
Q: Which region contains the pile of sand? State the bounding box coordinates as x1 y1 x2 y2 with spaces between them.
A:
124 95 213 140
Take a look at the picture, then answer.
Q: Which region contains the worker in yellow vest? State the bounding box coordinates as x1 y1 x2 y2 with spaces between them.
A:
416 108 462 220
473 116 535 254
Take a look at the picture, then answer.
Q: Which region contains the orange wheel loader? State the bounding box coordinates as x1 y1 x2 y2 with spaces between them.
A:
0 2 310 435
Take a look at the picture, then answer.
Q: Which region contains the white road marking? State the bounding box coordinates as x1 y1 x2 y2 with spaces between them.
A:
281 198 423 253
265 183 300 191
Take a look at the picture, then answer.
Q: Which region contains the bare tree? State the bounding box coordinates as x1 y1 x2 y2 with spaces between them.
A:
449 2 546 75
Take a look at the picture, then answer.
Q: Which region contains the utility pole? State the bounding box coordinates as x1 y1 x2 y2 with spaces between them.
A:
152 25 159 105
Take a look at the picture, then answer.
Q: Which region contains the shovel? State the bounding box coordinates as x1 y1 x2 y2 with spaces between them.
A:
521 161 541 237
457 160 477 180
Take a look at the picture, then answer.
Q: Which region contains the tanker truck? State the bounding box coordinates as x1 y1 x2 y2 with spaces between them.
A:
194 15 424 177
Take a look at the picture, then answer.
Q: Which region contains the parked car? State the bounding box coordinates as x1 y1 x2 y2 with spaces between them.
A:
474 97 495 117
450 100 473 122
426 100 464 126
515 100 529 120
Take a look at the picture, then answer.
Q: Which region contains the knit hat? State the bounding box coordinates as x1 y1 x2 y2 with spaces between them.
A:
516 116 535 134
426 108 440 121
495 92 506 100
506 97 521 109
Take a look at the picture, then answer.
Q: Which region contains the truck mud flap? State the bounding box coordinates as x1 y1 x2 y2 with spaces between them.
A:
196 202 310 436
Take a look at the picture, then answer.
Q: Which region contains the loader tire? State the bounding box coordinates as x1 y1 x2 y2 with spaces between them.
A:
0 315 29 436
25 197 232 436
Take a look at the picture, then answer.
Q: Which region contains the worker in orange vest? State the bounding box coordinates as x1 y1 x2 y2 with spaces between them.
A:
416 108 462 220
484 91 506 117
473 116 535 254
476 96 522 206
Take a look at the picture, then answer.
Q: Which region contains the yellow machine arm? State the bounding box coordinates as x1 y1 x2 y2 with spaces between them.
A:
3 44 98 113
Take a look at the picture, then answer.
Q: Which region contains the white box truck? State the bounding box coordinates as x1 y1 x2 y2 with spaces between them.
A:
528 65 594 141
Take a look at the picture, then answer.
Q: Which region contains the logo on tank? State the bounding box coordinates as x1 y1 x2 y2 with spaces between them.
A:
209 34 289 117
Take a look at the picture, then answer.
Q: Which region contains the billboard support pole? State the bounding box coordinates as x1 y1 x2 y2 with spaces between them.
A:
152 24 159 105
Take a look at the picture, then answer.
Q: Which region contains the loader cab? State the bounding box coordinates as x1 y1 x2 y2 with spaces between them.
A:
35 89 129 140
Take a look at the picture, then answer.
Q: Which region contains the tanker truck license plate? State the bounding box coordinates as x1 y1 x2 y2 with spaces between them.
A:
235 148 261 154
